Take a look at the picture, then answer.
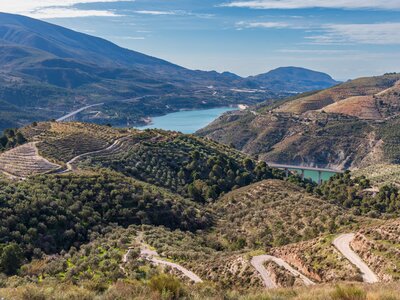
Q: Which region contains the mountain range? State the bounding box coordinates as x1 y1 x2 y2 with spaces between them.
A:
0 12 339 131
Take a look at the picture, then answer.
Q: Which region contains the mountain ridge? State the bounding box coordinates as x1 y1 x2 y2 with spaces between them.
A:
0 12 339 131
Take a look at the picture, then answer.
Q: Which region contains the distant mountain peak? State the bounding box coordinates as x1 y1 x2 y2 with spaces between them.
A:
249 66 339 93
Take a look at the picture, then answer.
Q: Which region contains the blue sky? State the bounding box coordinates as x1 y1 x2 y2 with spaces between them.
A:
2 0 400 80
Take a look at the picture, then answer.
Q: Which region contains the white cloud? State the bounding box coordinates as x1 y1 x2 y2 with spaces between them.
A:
134 10 214 18
134 10 176 15
236 21 305 29
0 0 130 18
307 23 400 45
27 8 121 18
220 0 400 10
236 19 400 45
237 21 290 28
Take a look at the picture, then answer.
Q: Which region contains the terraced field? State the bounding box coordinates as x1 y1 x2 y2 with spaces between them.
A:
20 122 132 163
0 142 61 177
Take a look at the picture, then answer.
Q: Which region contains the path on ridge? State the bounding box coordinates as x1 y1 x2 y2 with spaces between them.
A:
333 233 379 283
251 254 315 289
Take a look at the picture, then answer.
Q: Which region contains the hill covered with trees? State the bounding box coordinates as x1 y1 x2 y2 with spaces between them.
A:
0 121 400 299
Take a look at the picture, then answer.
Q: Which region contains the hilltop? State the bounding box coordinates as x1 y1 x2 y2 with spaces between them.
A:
247 67 340 93
198 73 400 170
0 13 339 131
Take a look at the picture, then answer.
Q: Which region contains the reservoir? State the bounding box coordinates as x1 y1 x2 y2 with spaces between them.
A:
291 169 337 183
137 106 237 134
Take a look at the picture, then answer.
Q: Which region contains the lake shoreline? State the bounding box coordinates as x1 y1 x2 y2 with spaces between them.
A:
136 106 240 134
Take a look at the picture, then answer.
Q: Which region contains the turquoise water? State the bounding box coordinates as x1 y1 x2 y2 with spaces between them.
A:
290 168 337 183
137 107 238 134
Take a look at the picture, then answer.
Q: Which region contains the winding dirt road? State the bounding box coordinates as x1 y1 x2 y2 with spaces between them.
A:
140 244 203 283
333 233 379 283
57 136 130 173
121 237 202 283
251 255 315 288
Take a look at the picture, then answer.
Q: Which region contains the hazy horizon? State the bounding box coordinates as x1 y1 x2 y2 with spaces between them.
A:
1 0 399 80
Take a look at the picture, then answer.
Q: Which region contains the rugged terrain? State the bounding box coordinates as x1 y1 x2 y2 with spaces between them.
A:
1 122 400 299
198 73 400 170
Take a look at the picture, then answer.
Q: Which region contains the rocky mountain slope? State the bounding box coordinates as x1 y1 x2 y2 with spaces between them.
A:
198 73 400 170
0 13 339 131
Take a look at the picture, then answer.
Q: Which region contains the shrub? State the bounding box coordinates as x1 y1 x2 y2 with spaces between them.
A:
149 274 184 300
330 285 366 300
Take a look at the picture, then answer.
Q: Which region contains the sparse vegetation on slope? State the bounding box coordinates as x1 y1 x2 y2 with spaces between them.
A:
353 164 400 188
0 142 61 177
142 226 263 289
213 180 355 249
351 220 400 282
198 74 400 170
270 236 361 283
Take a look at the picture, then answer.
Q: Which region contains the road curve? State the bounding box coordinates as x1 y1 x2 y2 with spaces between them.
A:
57 137 129 173
140 244 202 283
333 233 379 283
56 103 104 122
150 257 203 283
251 255 315 288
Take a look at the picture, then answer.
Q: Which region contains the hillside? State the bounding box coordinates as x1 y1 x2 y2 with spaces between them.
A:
356 220 400 281
1 121 400 298
198 73 400 170
0 13 340 131
213 179 355 248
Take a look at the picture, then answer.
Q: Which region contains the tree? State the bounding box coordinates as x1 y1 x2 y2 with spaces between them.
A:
0 243 24 275
16 132 26 145
243 158 254 171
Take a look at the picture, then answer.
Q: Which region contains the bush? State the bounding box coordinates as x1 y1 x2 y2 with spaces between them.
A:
149 274 184 300
331 285 366 300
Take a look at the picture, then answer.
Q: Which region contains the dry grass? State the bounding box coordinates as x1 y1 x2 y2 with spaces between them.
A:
1 282 400 300
322 96 380 120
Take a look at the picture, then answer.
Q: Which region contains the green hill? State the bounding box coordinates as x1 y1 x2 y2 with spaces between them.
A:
0 121 400 298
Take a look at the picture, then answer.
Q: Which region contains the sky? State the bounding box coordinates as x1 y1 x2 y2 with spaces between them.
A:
1 0 400 80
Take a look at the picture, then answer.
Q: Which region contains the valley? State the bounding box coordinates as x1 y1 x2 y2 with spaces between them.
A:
0 12 339 132
0 8 400 300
